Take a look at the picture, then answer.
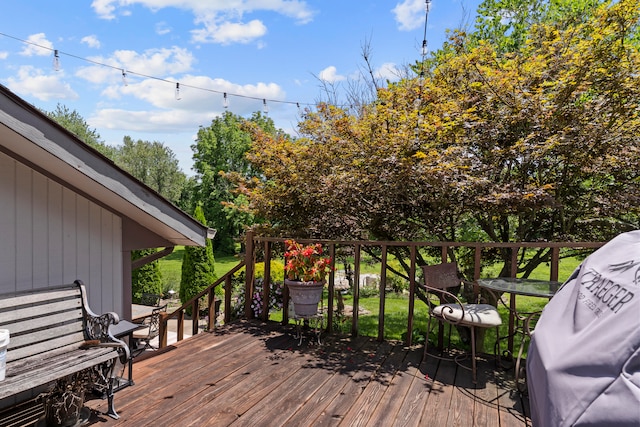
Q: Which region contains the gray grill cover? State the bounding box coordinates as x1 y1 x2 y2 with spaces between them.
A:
527 230 640 426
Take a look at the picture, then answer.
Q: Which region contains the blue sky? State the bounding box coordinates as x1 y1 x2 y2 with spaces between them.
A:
0 0 483 174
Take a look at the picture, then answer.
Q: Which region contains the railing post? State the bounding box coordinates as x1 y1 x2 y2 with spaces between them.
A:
208 287 216 331
407 245 416 346
177 311 184 341
245 231 255 319
327 243 336 334
159 312 168 348
262 241 272 321
378 245 388 342
351 243 361 337
550 247 560 281
192 300 200 336
224 275 233 324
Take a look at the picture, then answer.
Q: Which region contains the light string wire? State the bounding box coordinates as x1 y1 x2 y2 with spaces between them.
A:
0 31 320 108
414 0 430 144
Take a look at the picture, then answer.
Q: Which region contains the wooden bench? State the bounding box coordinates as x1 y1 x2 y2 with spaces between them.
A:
0 280 129 423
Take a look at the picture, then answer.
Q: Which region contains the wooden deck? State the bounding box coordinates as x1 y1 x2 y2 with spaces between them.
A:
5 320 531 426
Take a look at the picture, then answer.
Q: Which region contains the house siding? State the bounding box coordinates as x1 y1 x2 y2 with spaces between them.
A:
0 152 123 314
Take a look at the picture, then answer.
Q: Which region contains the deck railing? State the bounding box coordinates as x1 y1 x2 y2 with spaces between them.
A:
243 232 605 346
158 232 605 348
157 260 245 348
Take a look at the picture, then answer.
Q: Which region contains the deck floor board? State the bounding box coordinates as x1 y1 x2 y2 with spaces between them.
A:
1 320 530 427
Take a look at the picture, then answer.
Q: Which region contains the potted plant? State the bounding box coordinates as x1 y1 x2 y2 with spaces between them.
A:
38 372 90 427
284 240 333 316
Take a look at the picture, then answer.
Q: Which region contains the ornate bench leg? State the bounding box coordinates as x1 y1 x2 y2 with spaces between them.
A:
106 387 119 419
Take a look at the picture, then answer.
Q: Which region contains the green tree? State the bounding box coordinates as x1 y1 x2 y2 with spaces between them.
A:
191 111 277 254
180 205 217 310
472 0 605 53
132 249 163 301
116 136 186 205
45 103 117 158
115 137 187 296
232 0 640 278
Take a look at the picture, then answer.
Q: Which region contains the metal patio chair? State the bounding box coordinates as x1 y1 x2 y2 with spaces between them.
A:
420 262 502 383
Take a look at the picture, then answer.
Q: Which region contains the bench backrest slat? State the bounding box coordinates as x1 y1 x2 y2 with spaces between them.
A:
8 331 87 362
8 320 85 354
0 287 80 311
3 310 84 336
0 299 82 325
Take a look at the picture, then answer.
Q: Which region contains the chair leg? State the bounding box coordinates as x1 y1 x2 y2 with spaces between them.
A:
470 327 477 384
424 316 432 359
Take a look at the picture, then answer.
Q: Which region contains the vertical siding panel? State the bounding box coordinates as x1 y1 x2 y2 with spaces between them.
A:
0 155 17 293
112 216 123 314
15 164 33 291
32 173 48 288
76 197 91 283
88 203 103 303
100 210 114 313
48 180 63 285
62 188 77 283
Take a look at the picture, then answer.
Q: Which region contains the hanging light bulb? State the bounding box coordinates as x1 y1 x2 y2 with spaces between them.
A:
175 82 181 100
223 92 229 109
262 99 268 115
52 50 60 71
121 69 128 86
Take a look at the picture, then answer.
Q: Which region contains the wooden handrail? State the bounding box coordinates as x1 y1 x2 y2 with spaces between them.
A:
158 260 246 348
245 232 605 346
157 235 605 349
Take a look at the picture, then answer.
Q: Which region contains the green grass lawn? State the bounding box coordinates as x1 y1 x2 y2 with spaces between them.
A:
157 246 243 295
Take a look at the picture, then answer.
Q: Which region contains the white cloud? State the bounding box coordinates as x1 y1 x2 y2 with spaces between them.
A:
75 46 196 84
20 33 54 57
191 19 267 45
91 0 315 44
5 66 78 101
91 0 118 20
81 35 101 49
155 22 172 35
318 66 346 84
0 52 8 60
90 107 212 133
393 0 428 31
375 62 401 81
101 74 285 112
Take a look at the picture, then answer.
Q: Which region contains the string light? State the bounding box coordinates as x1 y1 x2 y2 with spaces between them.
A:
414 0 431 148
122 69 128 86
0 31 324 110
223 92 229 108
262 99 268 115
52 49 60 71
175 82 181 100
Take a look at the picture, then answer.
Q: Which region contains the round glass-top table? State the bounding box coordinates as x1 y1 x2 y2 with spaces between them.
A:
477 277 563 392
477 277 561 298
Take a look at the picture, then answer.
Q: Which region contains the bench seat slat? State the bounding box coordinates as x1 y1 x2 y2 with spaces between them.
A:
0 347 119 400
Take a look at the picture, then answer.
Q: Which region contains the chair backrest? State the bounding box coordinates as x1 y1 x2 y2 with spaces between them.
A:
140 293 161 306
147 304 168 339
421 263 461 290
